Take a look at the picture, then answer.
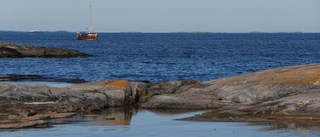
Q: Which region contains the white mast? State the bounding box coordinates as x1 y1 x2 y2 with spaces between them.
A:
89 5 93 33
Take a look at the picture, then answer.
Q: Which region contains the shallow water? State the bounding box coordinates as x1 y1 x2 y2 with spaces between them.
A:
1 109 320 137
0 81 72 87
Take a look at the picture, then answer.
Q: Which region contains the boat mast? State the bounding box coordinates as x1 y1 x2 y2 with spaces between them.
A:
89 5 93 33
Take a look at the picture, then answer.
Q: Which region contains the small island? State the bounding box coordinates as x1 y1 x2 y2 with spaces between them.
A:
0 41 90 58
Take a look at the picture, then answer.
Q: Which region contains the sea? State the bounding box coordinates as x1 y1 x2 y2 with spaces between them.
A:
1 32 319 82
1 32 320 137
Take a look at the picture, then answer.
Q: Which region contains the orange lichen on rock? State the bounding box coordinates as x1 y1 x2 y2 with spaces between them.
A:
107 80 129 90
255 68 320 85
92 80 129 90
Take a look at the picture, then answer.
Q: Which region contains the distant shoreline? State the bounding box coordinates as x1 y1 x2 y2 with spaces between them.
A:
1 30 319 34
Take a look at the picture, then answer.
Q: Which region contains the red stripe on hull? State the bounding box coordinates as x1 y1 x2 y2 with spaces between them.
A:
77 35 98 40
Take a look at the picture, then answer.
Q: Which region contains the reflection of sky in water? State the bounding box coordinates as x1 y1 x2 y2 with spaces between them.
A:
0 81 72 87
1 110 319 137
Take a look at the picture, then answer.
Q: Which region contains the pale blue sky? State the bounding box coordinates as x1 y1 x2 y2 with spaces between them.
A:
1 0 320 32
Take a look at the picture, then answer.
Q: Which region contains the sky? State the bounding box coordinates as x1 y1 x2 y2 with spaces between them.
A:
1 0 320 33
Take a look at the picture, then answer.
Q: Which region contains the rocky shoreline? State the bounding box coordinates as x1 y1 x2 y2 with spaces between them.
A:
1 63 320 129
0 42 89 58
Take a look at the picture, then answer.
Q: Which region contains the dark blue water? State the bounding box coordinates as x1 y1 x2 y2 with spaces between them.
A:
0 32 319 82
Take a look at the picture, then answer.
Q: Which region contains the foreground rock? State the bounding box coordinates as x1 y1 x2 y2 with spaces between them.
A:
1 63 320 128
0 80 146 113
141 63 320 122
0 41 89 58
0 80 147 128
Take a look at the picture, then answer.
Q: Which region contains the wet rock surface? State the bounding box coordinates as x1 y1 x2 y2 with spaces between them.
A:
1 63 320 128
0 41 90 58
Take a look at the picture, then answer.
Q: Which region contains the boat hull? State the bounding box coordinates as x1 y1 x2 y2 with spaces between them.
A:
77 33 98 40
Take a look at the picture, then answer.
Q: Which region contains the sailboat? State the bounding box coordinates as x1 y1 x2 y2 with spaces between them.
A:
77 5 98 40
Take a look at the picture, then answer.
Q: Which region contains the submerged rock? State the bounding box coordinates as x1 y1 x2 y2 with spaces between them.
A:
0 41 90 58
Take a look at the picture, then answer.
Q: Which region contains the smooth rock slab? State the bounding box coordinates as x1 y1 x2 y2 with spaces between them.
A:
141 63 320 113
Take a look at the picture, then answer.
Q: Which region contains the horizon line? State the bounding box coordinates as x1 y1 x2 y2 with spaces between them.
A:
1 30 319 34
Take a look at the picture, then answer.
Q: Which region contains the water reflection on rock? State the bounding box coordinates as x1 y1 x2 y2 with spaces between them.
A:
147 109 204 116
246 120 320 132
4 104 320 133
77 108 320 134
54 108 320 132
82 107 137 126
